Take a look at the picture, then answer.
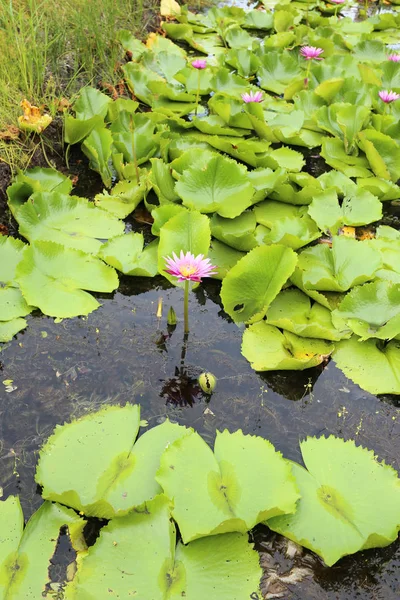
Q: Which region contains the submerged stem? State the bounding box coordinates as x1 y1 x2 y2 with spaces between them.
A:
184 279 190 334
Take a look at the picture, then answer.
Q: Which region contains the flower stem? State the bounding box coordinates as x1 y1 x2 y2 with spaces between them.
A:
304 61 311 88
184 280 190 334
195 69 200 116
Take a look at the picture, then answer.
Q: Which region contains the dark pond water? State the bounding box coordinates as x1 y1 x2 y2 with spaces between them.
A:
1 167 400 597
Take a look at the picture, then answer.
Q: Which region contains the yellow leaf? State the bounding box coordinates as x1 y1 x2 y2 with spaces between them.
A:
160 0 181 16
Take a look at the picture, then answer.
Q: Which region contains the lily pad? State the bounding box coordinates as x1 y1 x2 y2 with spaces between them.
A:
65 495 262 600
0 237 32 322
332 280 400 341
208 240 245 280
221 244 297 323
99 234 159 277
268 436 400 565
7 167 73 215
242 322 334 371
0 496 85 599
295 237 382 293
16 241 119 318
94 177 148 219
266 288 351 341
16 192 125 254
308 187 382 234
175 154 254 218
156 429 299 543
81 127 114 187
36 404 188 518
210 212 258 251
334 335 400 395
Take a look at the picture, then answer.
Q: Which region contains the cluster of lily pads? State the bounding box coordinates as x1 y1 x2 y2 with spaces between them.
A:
2 2 400 396
1 403 400 597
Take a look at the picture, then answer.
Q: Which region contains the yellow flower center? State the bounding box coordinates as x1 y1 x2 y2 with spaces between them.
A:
180 264 197 277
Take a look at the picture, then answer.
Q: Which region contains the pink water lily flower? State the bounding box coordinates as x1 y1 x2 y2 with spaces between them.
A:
329 0 345 3
191 59 207 69
379 90 400 103
300 46 324 60
241 90 264 103
388 54 400 62
164 251 217 282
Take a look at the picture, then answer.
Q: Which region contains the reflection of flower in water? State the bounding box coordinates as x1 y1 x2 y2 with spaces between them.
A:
160 367 202 407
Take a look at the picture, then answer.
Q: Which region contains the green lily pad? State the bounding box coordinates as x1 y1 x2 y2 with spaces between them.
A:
208 240 245 280
210 212 258 251
295 236 382 293
94 177 148 219
99 234 159 277
150 158 181 203
266 288 351 340
321 138 371 178
257 51 302 94
308 187 382 234
65 87 111 145
81 126 114 187
157 429 299 543
332 280 400 341
64 495 262 600
358 129 400 182
36 404 188 518
356 177 400 201
0 237 32 321
0 496 85 599
221 244 297 323
16 192 124 254
6 167 73 215
255 201 320 249
268 436 400 565
16 241 118 318
0 318 28 342
175 154 254 218
334 335 400 395
242 321 334 371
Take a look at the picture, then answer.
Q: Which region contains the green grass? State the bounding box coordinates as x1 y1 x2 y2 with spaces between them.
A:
0 0 158 171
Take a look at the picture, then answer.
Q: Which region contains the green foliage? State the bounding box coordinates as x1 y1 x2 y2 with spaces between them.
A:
221 245 298 323
268 436 400 566
0 496 85 599
157 428 299 542
99 233 159 277
242 321 334 371
36 405 188 518
65 495 262 600
16 241 118 318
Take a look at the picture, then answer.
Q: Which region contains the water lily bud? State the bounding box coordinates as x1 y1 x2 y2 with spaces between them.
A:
198 372 217 394
167 306 177 326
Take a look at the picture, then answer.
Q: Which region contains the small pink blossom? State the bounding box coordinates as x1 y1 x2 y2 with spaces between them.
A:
300 46 324 60
379 90 400 104
329 0 345 4
164 251 217 282
241 90 264 103
388 54 400 62
191 59 207 69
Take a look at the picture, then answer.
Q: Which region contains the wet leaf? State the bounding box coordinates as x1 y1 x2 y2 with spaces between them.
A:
16 241 119 318
221 244 297 323
242 322 333 371
36 405 188 518
268 436 400 565
157 429 299 542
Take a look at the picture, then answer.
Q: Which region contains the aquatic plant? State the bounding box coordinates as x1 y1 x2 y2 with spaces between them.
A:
164 251 216 333
0 403 397 596
3 1 400 399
